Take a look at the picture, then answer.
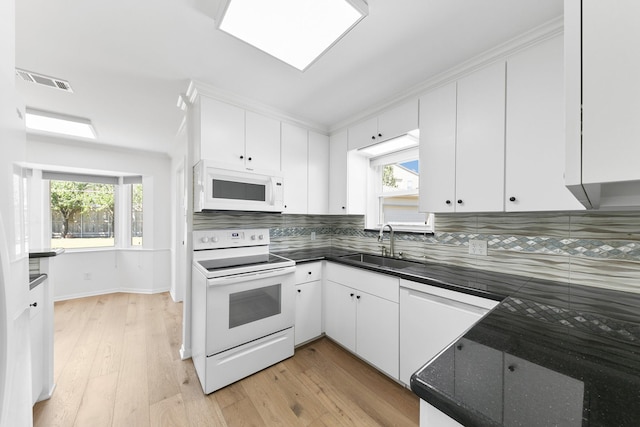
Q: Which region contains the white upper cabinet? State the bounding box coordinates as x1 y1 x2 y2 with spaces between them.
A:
199 96 245 168
419 82 457 213
308 131 330 214
419 63 506 213
244 111 281 172
348 100 419 151
281 122 308 214
505 35 584 212
329 131 348 214
348 117 378 151
197 96 281 173
281 124 330 215
566 0 640 209
455 61 506 212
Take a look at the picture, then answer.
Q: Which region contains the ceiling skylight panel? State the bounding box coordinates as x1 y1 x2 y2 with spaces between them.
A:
217 0 368 71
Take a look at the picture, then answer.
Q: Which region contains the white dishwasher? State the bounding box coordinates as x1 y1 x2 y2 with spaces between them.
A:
399 279 499 385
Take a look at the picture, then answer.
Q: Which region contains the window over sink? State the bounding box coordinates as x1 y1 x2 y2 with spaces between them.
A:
360 130 434 232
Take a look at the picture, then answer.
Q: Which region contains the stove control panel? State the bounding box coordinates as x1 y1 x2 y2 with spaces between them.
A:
193 228 270 250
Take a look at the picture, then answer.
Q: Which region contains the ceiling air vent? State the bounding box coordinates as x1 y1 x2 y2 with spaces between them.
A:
15 68 73 93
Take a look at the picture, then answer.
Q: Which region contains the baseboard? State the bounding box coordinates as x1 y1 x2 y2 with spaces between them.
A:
54 287 171 302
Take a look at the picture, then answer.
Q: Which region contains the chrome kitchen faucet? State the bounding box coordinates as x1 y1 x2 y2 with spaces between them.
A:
378 223 394 257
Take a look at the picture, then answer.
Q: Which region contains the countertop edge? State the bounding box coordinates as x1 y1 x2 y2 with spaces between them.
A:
29 248 65 258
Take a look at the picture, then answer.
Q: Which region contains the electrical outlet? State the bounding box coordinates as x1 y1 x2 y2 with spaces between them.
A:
469 239 488 256
311 232 316 240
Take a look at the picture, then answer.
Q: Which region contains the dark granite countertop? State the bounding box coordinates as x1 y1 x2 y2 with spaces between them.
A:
411 276 640 426
277 247 640 425
29 248 65 258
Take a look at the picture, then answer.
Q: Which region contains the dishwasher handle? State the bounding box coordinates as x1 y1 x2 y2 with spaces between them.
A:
207 266 295 286
405 288 489 317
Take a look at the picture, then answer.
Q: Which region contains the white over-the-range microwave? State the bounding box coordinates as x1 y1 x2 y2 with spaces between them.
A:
193 160 284 212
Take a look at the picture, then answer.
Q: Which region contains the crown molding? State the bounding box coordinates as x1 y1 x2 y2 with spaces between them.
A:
185 80 330 135
329 16 564 134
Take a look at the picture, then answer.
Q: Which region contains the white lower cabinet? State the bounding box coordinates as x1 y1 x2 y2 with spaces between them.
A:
399 280 499 385
294 262 323 346
420 400 464 427
324 263 399 380
29 284 44 404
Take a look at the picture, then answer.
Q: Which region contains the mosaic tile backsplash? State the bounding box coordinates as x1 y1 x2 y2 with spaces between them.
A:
193 211 640 294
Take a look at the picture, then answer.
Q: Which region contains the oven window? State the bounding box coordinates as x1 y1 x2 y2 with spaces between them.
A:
229 284 281 328
212 179 266 202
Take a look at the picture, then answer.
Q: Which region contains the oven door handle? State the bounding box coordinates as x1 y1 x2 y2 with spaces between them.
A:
207 266 296 286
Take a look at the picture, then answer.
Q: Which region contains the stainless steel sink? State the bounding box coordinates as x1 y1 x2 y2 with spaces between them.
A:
339 253 420 270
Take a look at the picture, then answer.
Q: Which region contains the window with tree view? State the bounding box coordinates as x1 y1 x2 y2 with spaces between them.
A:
50 180 115 248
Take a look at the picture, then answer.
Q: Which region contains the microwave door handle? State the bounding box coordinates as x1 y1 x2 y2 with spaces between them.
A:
270 177 277 205
207 266 295 286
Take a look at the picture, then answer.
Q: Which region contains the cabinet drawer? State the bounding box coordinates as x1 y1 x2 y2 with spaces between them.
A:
294 262 322 284
326 262 399 303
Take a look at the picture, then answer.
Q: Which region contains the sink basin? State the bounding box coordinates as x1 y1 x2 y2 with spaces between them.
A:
339 253 420 270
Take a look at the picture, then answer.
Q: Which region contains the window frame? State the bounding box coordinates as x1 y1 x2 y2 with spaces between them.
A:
44 171 143 251
365 147 434 233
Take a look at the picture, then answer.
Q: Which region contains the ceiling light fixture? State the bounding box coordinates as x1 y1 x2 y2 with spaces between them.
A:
215 0 368 71
25 108 97 140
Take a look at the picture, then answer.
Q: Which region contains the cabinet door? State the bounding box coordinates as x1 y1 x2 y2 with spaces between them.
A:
324 280 356 352
456 62 506 212
356 291 399 379
505 36 584 212
29 285 44 404
453 338 503 423
294 280 322 345
329 131 348 214
418 83 457 213
281 122 308 214
377 100 419 144
503 354 584 426
308 131 329 214
200 97 245 168
245 111 281 172
348 117 378 151
582 0 640 184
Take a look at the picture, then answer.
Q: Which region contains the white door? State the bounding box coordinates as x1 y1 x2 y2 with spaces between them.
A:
206 269 295 355
245 111 281 172
308 131 329 214
294 280 322 345
356 291 399 379
329 131 348 214
505 35 584 211
281 123 308 214
456 62 506 212
199 97 245 168
323 280 356 351
419 83 457 213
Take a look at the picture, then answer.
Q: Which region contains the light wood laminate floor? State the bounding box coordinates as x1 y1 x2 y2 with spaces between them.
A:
33 292 419 426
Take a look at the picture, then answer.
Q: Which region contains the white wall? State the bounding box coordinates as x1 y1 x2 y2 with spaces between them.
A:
49 249 171 301
25 135 173 300
0 0 31 424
